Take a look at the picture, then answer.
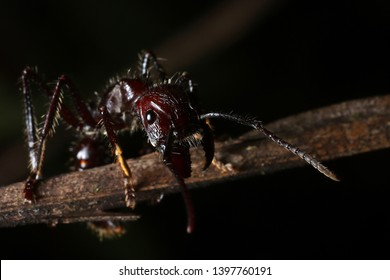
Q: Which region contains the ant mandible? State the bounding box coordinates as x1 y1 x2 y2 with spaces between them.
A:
21 50 338 233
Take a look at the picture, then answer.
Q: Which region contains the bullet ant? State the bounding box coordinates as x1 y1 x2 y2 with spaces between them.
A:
21 50 338 233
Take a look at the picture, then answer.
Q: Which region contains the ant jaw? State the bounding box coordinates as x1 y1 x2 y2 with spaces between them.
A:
167 125 214 173
161 126 214 175
162 128 195 233
168 145 192 179
200 120 214 171
179 131 203 148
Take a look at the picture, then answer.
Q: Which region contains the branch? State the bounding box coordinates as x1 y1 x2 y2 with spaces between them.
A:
1 94 390 228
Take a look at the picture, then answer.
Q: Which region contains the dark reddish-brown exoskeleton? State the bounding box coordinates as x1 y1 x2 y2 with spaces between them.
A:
21 50 338 233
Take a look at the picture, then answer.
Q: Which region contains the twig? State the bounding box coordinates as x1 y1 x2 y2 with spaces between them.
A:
1 94 390 228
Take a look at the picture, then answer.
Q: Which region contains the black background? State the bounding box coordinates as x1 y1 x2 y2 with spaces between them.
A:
0 0 389 259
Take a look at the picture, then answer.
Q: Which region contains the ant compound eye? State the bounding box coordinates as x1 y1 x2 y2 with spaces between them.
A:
145 109 157 125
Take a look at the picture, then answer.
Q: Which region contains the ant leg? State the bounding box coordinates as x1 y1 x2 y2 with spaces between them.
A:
21 67 97 129
21 67 80 129
138 50 166 80
21 68 98 201
162 129 196 233
72 137 126 239
176 72 199 108
200 112 339 181
21 70 39 175
55 74 97 127
99 105 136 208
21 74 67 201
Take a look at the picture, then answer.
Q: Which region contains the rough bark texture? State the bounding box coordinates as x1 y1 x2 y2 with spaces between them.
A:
1 94 390 228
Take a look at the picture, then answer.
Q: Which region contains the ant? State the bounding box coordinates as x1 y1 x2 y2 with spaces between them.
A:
20 50 338 234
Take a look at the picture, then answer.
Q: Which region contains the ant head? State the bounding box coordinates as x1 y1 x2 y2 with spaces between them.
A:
136 85 201 151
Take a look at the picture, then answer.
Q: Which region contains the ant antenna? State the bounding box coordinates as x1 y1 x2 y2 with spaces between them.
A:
200 112 339 182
